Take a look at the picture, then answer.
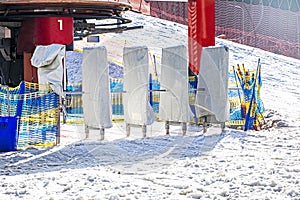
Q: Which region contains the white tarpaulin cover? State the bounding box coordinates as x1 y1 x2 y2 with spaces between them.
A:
195 46 230 123
82 47 112 129
159 45 193 122
31 44 65 96
123 46 155 125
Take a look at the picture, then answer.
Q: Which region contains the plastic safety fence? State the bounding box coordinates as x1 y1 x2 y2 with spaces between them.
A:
110 78 124 120
215 0 300 60
148 1 300 60
0 82 59 149
227 63 265 130
64 76 196 123
19 82 60 148
64 80 124 123
65 83 83 116
65 79 124 122
65 70 264 129
0 82 60 150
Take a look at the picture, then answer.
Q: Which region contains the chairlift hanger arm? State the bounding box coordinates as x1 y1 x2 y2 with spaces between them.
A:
74 25 143 40
0 1 131 19
0 1 142 39
74 14 143 39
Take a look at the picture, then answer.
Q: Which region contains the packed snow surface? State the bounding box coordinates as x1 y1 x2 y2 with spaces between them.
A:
0 11 300 200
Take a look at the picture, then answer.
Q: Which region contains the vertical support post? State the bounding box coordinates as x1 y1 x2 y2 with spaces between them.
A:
142 124 147 138
85 125 89 138
56 112 61 145
182 122 187 136
126 123 130 137
5 85 10 116
165 121 170 135
56 95 61 145
16 81 25 117
149 73 153 107
221 122 225 131
188 0 215 75
202 116 208 133
100 127 105 140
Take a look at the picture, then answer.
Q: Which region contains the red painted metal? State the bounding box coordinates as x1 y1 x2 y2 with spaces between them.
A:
188 0 215 75
23 52 38 83
18 17 73 53
35 17 73 46
18 17 73 82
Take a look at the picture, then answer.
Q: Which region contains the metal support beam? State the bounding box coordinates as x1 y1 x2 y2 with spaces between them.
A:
188 0 215 75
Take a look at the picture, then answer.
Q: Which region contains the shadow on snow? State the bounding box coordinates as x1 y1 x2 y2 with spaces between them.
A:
0 127 246 176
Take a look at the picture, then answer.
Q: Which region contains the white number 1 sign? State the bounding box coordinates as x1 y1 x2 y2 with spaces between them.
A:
58 19 63 30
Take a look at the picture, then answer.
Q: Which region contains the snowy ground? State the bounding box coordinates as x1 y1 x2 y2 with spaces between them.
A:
0 11 300 200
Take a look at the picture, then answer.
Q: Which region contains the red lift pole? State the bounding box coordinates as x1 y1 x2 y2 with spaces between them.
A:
18 17 73 82
188 0 215 75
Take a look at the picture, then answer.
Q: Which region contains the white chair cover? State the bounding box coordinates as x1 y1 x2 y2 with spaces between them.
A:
159 45 193 122
82 46 112 129
123 46 155 125
31 44 65 96
195 46 230 123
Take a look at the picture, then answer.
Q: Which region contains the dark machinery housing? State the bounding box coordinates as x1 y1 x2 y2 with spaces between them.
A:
0 0 141 86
